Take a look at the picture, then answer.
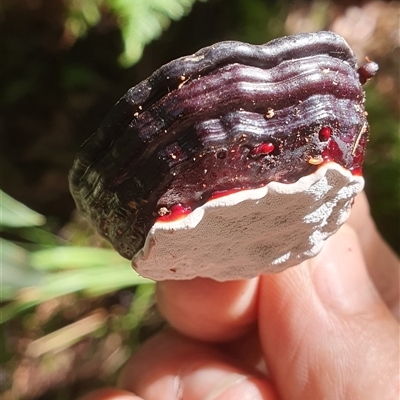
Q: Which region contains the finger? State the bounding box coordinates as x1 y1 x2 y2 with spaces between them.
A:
119 330 277 400
220 327 267 376
78 388 142 400
156 278 259 341
348 191 400 318
258 224 399 400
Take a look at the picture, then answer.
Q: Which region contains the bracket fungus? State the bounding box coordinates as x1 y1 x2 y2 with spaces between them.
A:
69 31 377 281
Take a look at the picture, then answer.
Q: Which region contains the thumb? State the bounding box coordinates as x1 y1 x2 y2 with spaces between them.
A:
258 224 399 400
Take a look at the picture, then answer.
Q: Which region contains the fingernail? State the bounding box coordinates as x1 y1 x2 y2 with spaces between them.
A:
312 225 380 314
201 373 265 400
202 373 245 400
182 367 265 400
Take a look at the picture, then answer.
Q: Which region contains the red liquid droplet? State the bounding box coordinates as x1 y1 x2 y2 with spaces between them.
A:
157 204 192 222
321 139 343 163
251 142 275 155
318 126 332 142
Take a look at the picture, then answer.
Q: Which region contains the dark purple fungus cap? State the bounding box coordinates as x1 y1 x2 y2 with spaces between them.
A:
69 31 377 281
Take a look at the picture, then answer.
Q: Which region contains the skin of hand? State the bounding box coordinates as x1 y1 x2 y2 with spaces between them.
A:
80 192 399 400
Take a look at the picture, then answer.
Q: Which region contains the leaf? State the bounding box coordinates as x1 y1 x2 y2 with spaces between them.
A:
35 264 151 299
1 240 153 322
63 0 204 66
6 226 63 247
65 0 103 39
0 190 45 228
25 309 108 358
31 246 130 271
108 0 202 66
0 264 152 323
0 239 44 301
122 284 155 333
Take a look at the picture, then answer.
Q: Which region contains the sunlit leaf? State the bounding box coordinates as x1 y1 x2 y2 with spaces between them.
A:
31 246 129 271
1 264 152 323
0 239 44 301
25 309 108 358
108 0 203 66
8 226 62 247
120 284 155 333
39 264 151 298
63 0 204 66
0 190 45 227
65 0 103 39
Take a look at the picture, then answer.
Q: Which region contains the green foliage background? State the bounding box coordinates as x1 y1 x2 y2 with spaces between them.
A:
0 0 399 398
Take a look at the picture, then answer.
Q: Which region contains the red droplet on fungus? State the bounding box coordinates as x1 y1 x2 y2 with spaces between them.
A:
158 204 191 222
318 126 332 141
251 142 275 155
322 139 343 163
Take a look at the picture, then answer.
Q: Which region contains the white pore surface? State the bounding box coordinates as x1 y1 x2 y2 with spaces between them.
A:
132 163 364 281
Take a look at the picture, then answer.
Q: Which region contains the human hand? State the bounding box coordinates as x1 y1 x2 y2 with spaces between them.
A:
80 192 399 400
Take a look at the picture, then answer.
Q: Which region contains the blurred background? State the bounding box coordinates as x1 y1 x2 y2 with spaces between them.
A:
1 0 399 398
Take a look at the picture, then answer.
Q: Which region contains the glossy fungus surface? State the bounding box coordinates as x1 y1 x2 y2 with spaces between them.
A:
69 31 376 279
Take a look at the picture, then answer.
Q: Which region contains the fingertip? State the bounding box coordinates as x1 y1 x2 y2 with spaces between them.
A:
347 191 370 230
156 278 259 341
347 192 400 319
258 224 399 400
311 224 382 315
119 330 277 400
